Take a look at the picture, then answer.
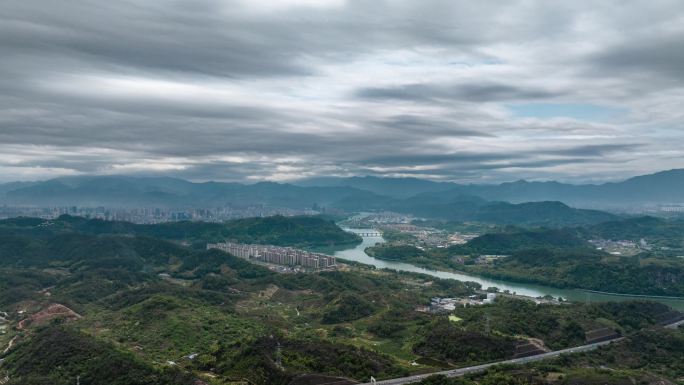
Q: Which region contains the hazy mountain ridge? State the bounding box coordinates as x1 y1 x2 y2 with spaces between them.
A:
4 168 683 208
0 169 681 225
299 169 684 207
0 176 618 226
0 175 370 209
296 175 455 198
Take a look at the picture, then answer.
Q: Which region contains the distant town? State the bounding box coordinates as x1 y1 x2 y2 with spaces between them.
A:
588 238 651 256
419 290 564 314
344 211 481 248
0 205 322 224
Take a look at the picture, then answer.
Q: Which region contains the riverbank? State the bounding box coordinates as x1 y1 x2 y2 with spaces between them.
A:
371 254 684 301
578 289 684 300
463 266 684 299
363 240 684 299
335 229 684 311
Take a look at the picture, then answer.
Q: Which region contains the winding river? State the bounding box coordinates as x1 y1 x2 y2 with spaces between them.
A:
334 229 684 311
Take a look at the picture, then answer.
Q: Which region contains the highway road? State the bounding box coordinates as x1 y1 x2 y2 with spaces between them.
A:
665 318 684 329
360 319 683 385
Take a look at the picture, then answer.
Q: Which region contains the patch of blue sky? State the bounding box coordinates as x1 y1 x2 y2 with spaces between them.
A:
508 103 627 121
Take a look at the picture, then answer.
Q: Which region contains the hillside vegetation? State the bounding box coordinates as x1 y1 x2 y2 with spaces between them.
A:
582 216 684 250
1 216 683 384
436 327 684 385
369 217 684 296
3 326 192 385
0 214 361 249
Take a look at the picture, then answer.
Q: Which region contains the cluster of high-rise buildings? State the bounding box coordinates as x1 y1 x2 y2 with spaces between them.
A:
207 242 336 270
0 205 317 224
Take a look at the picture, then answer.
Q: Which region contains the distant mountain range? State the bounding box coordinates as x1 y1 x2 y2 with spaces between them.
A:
298 169 684 208
1 169 683 225
0 175 367 209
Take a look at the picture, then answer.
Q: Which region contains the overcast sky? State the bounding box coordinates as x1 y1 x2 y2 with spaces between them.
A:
2 0 684 184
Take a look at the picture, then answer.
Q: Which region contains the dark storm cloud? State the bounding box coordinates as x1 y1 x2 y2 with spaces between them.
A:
0 110 325 158
544 144 644 158
361 152 513 167
372 115 494 137
0 0 495 80
359 150 618 176
0 1 310 78
593 32 684 85
356 82 563 103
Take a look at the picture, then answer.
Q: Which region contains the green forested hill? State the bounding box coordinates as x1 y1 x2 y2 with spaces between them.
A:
415 327 684 385
468 248 684 296
388 198 617 227
0 214 361 248
368 216 684 296
448 217 684 295
581 216 684 249
0 216 466 384
0 232 191 269
365 245 427 262
470 201 617 227
1 215 684 384
3 326 192 385
452 228 588 254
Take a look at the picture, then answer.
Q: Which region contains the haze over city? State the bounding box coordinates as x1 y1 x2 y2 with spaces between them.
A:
2 0 684 184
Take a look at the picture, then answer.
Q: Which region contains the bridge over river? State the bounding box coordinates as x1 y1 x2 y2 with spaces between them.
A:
354 231 382 237
344 228 383 237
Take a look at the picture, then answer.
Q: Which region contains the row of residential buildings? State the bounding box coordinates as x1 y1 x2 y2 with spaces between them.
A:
207 242 336 270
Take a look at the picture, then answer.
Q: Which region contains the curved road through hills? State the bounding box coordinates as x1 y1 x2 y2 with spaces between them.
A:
360 318 684 385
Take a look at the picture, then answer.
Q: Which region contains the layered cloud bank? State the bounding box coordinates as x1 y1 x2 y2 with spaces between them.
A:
2 0 683 183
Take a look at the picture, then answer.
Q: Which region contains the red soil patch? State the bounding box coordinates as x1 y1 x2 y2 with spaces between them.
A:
17 304 82 330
